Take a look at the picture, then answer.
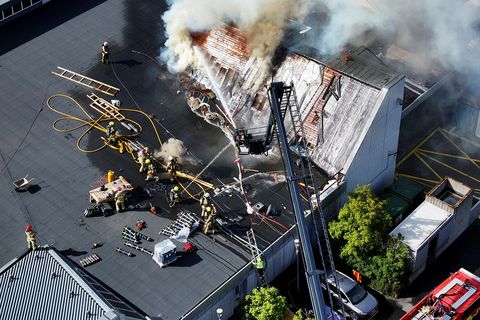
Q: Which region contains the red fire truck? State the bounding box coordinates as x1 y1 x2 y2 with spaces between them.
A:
401 268 480 319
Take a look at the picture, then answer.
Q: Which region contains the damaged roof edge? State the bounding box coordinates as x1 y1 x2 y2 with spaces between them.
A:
294 47 405 90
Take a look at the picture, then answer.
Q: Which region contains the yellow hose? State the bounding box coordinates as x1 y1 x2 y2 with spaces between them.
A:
47 93 208 201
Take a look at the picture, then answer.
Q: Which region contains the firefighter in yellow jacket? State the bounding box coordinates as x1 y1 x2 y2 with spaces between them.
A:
166 156 178 182
25 225 38 251
115 186 126 212
199 192 210 218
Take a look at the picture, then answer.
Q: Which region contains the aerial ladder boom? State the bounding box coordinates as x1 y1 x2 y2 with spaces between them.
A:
268 82 327 320
235 82 346 320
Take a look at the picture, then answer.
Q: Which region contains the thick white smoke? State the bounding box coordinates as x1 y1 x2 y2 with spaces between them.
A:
310 0 480 74
161 0 310 73
154 138 199 165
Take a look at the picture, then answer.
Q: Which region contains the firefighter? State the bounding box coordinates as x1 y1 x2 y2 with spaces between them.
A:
137 147 149 172
25 225 38 251
203 206 216 234
101 41 110 64
169 185 180 206
256 255 266 282
145 159 159 182
203 202 216 219
106 121 116 143
115 186 126 212
166 156 178 182
199 192 210 218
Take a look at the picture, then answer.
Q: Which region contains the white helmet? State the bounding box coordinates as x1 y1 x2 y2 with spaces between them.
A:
168 156 173 161
103 41 108 46
204 192 210 198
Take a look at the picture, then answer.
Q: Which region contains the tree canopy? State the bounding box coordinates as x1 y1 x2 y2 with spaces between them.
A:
329 185 411 296
293 309 315 320
243 287 287 320
369 234 412 297
329 184 392 266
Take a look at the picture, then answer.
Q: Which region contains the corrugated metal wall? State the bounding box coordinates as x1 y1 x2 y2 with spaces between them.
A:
181 228 297 320
346 79 404 196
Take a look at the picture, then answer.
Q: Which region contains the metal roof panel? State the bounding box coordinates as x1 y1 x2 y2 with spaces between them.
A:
0 248 107 320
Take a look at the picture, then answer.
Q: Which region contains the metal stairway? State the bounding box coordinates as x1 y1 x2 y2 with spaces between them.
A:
246 228 267 287
276 83 346 319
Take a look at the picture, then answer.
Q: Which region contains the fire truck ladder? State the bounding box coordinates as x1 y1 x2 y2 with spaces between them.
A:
275 82 346 319
246 228 267 287
87 93 125 121
52 66 120 96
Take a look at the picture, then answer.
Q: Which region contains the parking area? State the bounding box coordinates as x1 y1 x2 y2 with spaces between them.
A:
396 126 480 194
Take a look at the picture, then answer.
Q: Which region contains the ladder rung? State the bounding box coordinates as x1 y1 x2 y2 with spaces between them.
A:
52 66 120 96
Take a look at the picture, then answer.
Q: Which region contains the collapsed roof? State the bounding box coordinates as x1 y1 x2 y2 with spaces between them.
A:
184 26 403 175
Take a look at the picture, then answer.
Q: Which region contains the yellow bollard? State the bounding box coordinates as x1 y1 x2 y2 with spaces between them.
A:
107 170 115 183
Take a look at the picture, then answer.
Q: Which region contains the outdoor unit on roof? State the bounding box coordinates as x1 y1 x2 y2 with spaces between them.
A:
152 239 177 268
390 177 480 282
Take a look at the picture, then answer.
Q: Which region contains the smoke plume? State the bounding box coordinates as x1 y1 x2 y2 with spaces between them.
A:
307 0 480 74
161 0 310 73
154 138 198 165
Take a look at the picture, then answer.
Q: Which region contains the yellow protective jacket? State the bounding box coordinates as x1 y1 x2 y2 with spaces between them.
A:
25 230 36 241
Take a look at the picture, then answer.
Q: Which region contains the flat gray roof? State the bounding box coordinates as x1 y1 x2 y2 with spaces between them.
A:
326 47 404 90
390 201 451 251
0 1 296 319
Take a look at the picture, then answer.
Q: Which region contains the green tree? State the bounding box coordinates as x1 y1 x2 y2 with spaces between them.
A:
328 185 392 270
243 287 287 320
369 234 412 297
293 309 315 320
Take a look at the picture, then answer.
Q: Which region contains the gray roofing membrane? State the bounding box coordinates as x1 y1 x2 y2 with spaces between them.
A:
0 1 297 319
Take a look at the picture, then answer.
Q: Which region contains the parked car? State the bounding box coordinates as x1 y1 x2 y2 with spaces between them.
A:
321 271 378 320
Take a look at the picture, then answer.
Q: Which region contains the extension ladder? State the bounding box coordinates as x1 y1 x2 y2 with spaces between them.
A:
52 66 120 96
87 93 125 121
278 83 347 318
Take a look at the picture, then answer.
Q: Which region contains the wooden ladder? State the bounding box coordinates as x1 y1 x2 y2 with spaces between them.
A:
87 93 125 121
52 66 120 96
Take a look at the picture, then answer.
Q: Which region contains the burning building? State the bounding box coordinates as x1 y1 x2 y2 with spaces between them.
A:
181 25 405 215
